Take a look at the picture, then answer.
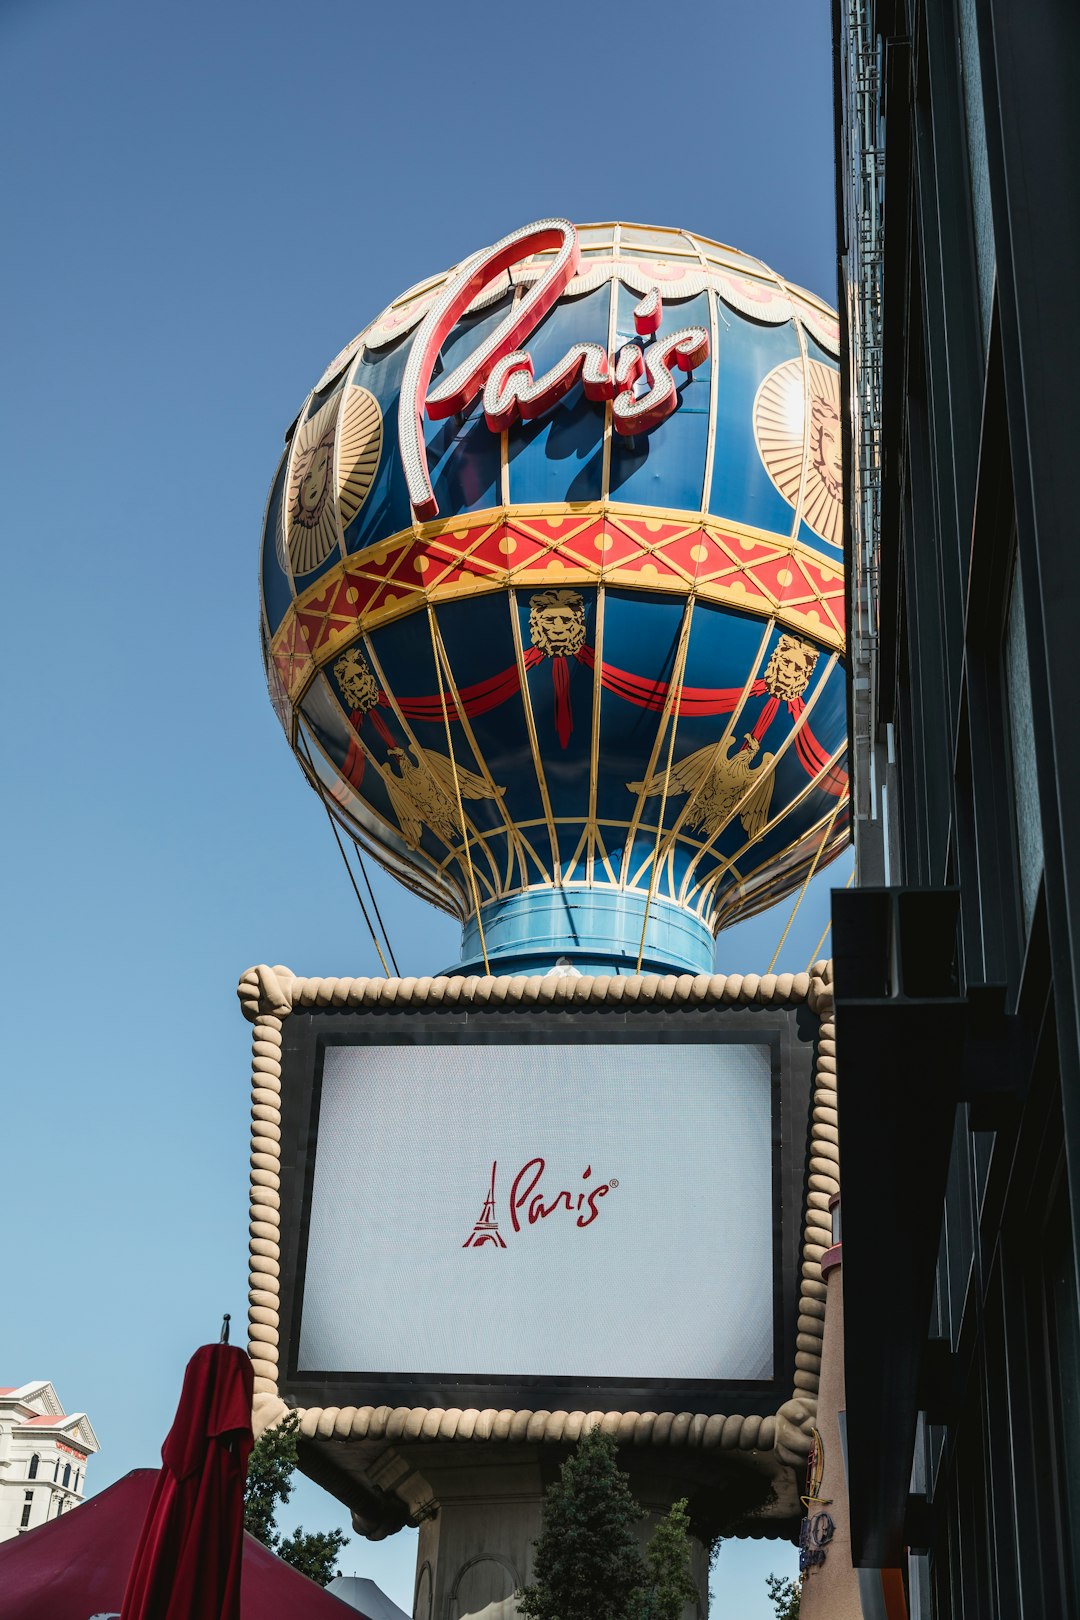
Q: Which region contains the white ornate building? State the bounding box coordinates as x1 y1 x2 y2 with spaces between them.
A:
0 1382 99 1539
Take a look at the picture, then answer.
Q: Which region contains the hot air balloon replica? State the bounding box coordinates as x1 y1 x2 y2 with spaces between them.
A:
260 219 847 976
249 221 851 1615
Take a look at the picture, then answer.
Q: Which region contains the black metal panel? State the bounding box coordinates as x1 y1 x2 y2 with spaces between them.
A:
833 886 1025 1565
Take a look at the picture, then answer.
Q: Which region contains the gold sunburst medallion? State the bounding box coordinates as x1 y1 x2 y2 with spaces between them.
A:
337 385 383 531
284 394 341 576
753 358 843 548
281 386 383 577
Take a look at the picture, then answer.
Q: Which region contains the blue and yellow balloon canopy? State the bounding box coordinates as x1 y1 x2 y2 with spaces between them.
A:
259 220 848 975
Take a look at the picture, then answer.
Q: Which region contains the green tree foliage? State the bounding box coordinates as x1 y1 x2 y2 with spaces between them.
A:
517 1428 647 1620
276 1526 349 1587
519 1430 702 1620
765 1572 802 1619
639 1498 699 1620
244 1411 347 1588
243 1412 298 1547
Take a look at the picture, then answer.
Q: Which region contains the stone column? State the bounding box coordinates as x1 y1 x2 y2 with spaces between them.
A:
380 1441 714 1620
799 1197 863 1620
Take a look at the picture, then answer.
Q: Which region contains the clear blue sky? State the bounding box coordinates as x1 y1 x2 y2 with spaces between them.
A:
2 0 843 1612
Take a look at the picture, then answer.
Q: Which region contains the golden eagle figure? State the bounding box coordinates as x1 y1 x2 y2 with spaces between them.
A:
628 734 776 840
383 745 504 846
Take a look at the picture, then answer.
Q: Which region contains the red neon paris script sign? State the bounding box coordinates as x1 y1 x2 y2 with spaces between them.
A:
398 219 581 521
398 218 711 522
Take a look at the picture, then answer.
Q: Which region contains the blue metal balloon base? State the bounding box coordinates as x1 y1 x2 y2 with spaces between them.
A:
450 888 715 978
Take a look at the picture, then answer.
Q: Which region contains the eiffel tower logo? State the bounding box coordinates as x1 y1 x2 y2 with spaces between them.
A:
462 1161 507 1249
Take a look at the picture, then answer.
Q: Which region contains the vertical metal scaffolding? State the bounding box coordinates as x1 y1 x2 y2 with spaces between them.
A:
839 0 891 882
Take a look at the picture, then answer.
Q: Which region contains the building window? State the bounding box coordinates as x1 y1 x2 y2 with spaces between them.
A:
957 0 995 350
28 1453 39 1480
20 1492 33 1528
1048 1213 1080 1603
62 1463 71 1489
74 1469 80 1492
1004 558 1043 934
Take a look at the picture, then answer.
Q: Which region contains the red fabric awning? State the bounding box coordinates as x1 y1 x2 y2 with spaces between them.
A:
0 1470 366 1620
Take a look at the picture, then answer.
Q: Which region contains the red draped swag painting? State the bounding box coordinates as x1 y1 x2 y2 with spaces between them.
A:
339 643 846 797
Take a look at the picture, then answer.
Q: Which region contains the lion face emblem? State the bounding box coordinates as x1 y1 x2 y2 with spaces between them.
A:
809 397 843 502
764 635 819 701
529 589 586 657
333 647 379 715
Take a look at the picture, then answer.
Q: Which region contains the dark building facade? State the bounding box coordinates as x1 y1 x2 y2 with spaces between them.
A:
832 0 1080 1613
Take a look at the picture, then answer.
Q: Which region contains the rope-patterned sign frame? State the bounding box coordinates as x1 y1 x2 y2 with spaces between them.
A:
239 962 837 1526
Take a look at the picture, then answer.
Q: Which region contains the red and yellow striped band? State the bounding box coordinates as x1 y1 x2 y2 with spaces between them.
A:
269 502 845 706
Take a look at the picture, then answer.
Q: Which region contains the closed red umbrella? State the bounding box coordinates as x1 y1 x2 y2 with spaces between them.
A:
120 1341 254 1620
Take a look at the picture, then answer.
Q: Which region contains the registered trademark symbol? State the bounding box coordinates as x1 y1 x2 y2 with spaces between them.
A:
609 1179 619 1189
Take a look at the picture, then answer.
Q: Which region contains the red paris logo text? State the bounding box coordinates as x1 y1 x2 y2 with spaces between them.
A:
462 1158 619 1250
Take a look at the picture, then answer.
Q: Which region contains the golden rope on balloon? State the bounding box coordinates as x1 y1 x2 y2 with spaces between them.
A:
766 793 845 975
679 673 842 914
681 756 844 936
504 586 562 885
805 866 854 973
426 605 491 975
633 615 776 893
297 727 393 977
635 596 696 974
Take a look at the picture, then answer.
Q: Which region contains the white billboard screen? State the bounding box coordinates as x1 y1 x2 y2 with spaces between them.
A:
298 1041 774 1383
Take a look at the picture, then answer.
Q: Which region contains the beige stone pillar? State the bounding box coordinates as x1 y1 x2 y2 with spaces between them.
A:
385 1441 713 1620
798 1200 863 1620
